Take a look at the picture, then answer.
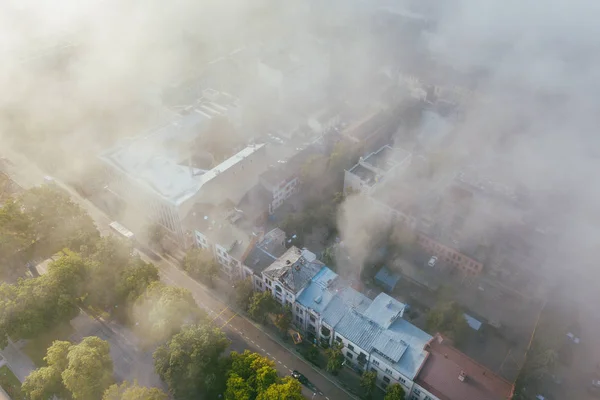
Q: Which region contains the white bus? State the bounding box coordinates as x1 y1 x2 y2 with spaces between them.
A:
109 221 134 240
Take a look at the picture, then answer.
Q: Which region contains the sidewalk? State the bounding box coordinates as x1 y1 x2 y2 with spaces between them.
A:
0 339 35 382
182 268 375 400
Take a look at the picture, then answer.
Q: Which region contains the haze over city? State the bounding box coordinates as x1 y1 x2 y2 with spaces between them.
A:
0 1 598 400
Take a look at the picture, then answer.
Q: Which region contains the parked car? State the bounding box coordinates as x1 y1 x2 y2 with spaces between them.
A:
427 256 438 267
291 370 308 385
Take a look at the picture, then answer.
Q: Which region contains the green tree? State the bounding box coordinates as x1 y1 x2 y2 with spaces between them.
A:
0 253 88 347
115 258 160 306
360 371 377 399
182 247 220 286
384 383 406 400
274 305 292 335
426 301 469 345
321 245 337 270
225 373 252 400
325 343 344 375
248 292 278 323
133 282 205 344
85 236 135 309
62 336 114 400
20 185 99 252
225 351 279 399
0 199 34 270
154 324 230 400
23 338 113 400
103 380 169 400
256 377 303 400
22 341 71 400
234 278 255 311
147 223 167 252
304 345 320 364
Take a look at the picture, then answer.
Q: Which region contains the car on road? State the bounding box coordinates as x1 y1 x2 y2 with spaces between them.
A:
427 256 438 267
291 370 308 385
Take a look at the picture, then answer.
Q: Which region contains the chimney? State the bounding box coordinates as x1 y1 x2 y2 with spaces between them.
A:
458 371 467 382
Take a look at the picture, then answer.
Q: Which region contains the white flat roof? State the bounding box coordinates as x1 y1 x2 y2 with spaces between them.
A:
100 112 264 205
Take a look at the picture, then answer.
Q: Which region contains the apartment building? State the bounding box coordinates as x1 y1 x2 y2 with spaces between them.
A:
294 269 431 393
183 205 260 281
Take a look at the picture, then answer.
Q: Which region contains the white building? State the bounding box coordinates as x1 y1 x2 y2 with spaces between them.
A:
99 91 268 242
252 250 433 393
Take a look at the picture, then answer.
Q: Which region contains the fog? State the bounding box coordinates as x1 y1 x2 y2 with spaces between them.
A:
1 0 599 296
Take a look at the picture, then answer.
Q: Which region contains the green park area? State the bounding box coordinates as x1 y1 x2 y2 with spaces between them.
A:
0 365 24 400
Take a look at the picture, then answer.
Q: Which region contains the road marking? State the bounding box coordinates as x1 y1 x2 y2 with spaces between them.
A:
283 365 288 369
266 352 271 356
277 361 281 364
210 306 229 323
220 313 237 328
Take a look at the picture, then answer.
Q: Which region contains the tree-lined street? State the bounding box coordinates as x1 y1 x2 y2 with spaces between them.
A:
0 147 354 399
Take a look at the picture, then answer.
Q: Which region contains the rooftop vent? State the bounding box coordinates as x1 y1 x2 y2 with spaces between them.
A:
458 371 467 382
286 260 291 265
314 295 322 304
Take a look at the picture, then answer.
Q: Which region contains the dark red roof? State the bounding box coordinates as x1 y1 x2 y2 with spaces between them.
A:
416 335 514 400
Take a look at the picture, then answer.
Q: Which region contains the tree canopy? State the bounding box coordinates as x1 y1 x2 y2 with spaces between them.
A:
384 383 406 400
23 337 113 400
62 336 114 400
248 292 279 323
133 282 205 345
0 252 89 347
256 377 303 400
325 343 345 375
360 371 377 399
234 278 255 311
425 301 469 346
103 380 169 400
153 324 230 400
224 351 302 400
274 305 292 335
182 247 220 286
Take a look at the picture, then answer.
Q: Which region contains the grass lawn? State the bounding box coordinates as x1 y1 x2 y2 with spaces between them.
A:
22 321 74 367
0 365 24 400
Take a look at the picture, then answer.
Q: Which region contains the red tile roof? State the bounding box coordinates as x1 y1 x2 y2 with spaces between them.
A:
415 335 514 400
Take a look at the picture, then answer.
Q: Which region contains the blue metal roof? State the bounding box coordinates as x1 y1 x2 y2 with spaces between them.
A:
296 267 339 313
334 311 383 351
374 266 401 291
362 293 406 329
372 331 408 363
463 313 482 331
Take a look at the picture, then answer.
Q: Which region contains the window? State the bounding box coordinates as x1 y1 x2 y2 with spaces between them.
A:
370 368 377 374
335 336 342 343
412 388 421 396
275 285 282 292
346 352 353 359
385 368 393 375
372 359 380 366
347 344 354 351
296 315 302 323
383 376 390 383
399 377 406 384
382 383 388 390
309 315 316 323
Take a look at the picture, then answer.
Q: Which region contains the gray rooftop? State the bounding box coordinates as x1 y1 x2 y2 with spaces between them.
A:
263 246 324 294
243 228 288 275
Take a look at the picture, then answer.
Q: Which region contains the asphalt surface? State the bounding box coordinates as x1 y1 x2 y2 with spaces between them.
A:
0 148 353 400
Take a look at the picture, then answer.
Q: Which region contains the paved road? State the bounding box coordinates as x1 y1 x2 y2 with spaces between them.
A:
0 339 36 382
1 148 354 400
